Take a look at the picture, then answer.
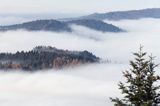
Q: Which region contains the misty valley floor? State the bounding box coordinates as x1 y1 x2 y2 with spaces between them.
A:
0 18 160 106
0 63 126 106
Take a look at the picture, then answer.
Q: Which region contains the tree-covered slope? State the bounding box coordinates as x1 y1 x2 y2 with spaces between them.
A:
0 46 100 71
0 19 123 32
80 8 160 20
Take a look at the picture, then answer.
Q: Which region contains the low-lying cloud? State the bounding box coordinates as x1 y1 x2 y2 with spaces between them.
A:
0 18 160 106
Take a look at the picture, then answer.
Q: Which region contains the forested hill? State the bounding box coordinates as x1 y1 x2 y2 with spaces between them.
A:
0 19 124 33
62 8 160 21
81 8 160 20
66 19 123 32
0 46 100 71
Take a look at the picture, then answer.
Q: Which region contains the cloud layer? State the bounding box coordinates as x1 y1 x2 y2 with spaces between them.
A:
0 18 160 106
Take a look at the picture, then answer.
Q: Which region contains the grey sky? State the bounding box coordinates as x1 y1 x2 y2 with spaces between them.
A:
0 0 160 15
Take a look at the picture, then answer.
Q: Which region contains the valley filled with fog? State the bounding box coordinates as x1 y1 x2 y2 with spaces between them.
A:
0 18 160 106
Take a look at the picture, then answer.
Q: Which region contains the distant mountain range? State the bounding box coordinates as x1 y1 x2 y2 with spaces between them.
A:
62 8 160 21
0 46 99 71
0 19 123 33
1 8 159 33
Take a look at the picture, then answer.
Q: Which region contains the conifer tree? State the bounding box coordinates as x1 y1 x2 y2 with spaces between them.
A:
110 46 160 106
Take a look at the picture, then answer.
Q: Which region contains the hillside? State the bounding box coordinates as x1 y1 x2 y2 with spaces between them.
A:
63 8 160 21
0 46 100 71
0 20 72 32
0 19 123 32
66 19 123 32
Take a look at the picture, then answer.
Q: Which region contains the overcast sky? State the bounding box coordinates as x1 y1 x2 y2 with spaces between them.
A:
0 0 160 15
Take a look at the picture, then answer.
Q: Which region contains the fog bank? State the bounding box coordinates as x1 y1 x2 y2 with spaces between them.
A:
0 18 160 106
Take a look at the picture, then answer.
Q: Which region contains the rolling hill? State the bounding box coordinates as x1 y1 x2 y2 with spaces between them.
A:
0 19 124 32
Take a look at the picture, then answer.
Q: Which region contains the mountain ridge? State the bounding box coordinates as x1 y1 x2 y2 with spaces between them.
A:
0 46 100 71
61 8 160 21
0 19 123 33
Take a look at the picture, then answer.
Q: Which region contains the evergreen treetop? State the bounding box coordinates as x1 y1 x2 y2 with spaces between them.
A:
111 46 160 106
